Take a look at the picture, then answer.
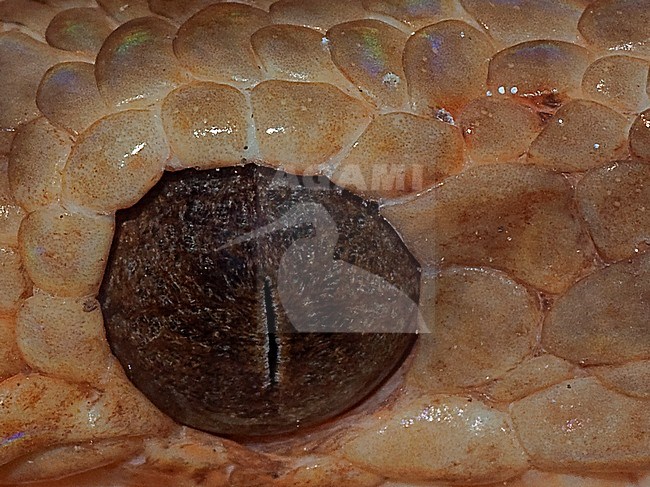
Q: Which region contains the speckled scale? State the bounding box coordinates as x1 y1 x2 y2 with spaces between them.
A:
45 7 113 56
403 20 495 115
95 17 188 108
174 3 269 85
327 20 410 110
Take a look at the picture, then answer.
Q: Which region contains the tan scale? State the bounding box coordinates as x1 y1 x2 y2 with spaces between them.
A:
15 292 112 384
331 111 464 198
36 61 109 135
361 0 460 32
542 253 650 366
62 109 169 212
581 55 650 114
410 266 540 391
577 161 650 261
251 24 355 86
381 164 595 294
0 1 649 486
95 17 189 108
327 19 409 110
251 79 372 173
459 0 584 47
0 159 25 246
630 108 650 161
457 96 542 164
403 20 495 115
591 360 650 399
0 247 29 314
487 40 592 102
479 355 576 403
578 0 650 58
161 82 250 169
44 6 113 55
8 116 71 211
17 206 114 297
174 3 270 85
527 99 630 172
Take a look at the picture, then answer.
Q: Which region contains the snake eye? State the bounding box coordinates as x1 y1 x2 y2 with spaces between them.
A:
99 164 420 437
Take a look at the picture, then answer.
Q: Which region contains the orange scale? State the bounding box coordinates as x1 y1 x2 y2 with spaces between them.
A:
403 20 496 116
487 40 592 105
578 0 650 59
174 3 269 85
45 7 114 56
327 20 410 110
95 17 189 109
526 99 630 172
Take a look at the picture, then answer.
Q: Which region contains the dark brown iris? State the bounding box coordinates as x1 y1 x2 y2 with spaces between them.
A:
100 164 420 436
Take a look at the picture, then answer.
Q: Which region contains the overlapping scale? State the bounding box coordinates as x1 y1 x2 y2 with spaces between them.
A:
8 117 72 211
161 82 249 169
95 17 188 108
36 62 109 135
527 99 630 171
582 55 650 113
577 161 650 261
487 40 591 102
0 32 72 145
18 206 114 297
404 20 495 115
250 80 371 173
62 110 169 212
457 97 542 164
542 253 650 366
174 3 269 85
269 0 367 32
328 19 409 109
381 164 594 293
460 0 583 47
578 0 650 58
362 0 459 31
45 7 113 56
252 24 352 85
331 112 464 198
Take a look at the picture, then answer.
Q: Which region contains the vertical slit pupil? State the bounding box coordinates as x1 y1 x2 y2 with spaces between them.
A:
263 276 279 386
